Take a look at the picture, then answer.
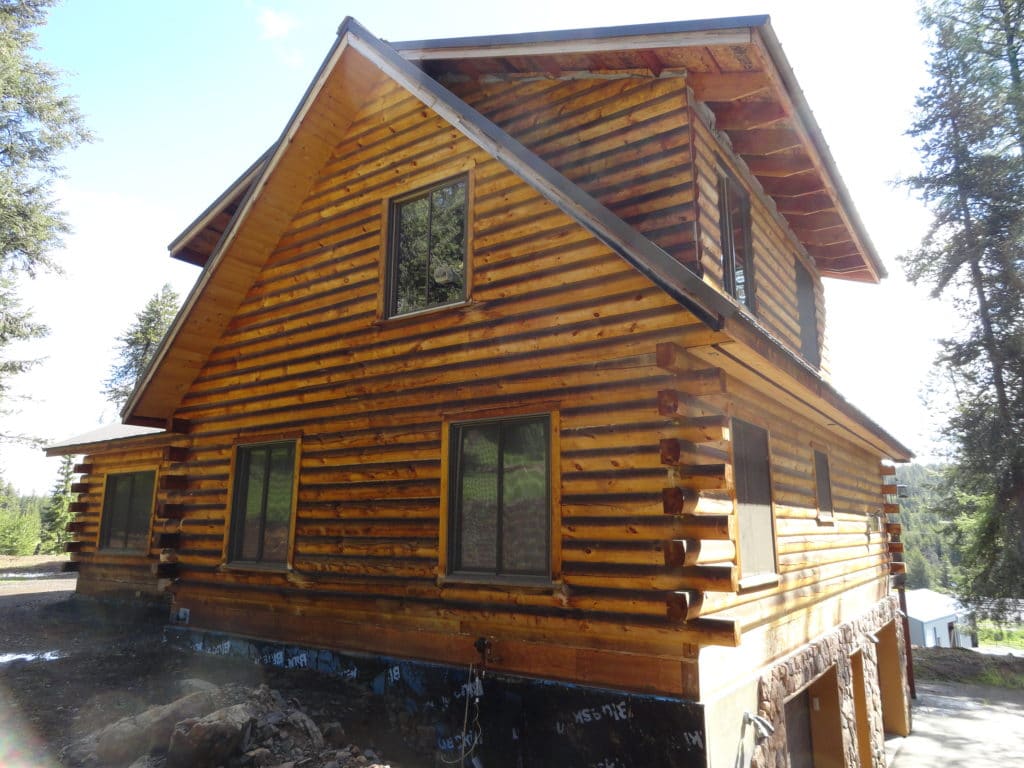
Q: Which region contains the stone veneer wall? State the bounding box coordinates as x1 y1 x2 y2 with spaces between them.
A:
751 596 907 768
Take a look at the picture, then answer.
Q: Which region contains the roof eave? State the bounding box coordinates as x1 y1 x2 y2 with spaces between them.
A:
752 22 886 282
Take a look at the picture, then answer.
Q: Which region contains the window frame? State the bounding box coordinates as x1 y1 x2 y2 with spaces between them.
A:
732 418 779 589
812 447 835 524
98 469 157 553
224 438 301 570
717 166 756 312
794 258 821 367
439 407 560 587
384 173 470 320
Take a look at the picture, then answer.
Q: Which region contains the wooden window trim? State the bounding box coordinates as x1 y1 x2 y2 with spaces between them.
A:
381 172 472 320
439 404 561 588
97 468 157 554
732 418 779 588
717 165 756 312
812 446 835 525
222 436 301 572
794 258 821 367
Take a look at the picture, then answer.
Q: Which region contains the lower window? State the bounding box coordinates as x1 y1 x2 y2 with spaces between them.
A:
449 414 550 579
228 441 297 565
100 470 155 551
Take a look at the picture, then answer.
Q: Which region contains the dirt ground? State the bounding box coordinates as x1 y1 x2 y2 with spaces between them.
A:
6 556 1024 767
0 556 423 767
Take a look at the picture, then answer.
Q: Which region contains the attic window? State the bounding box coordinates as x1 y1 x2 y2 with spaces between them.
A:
717 170 754 310
386 175 467 317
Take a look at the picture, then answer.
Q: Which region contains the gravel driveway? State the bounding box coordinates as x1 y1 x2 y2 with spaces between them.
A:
889 678 1024 766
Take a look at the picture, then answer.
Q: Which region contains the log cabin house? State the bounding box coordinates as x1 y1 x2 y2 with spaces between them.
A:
48 16 914 767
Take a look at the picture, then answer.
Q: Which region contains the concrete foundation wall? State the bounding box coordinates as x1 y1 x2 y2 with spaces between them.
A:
168 627 708 767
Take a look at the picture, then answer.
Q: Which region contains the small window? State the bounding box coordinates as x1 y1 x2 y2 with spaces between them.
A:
795 260 821 366
100 471 155 551
733 419 777 582
449 414 550 579
718 170 754 310
228 441 297 566
813 449 834 523
386 175 468 317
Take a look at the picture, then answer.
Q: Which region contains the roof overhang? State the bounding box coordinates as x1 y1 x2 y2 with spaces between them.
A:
394 16 885 283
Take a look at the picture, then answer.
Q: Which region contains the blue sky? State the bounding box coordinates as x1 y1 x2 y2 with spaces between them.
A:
1 0 945 493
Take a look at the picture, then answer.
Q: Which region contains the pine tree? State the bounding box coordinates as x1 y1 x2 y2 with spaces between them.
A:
0 477 40 554
0 0 92 434
103 283 181 409
905 0 1024 612
39 454 73 554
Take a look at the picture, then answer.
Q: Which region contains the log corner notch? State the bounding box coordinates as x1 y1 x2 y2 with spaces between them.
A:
657 342 738 623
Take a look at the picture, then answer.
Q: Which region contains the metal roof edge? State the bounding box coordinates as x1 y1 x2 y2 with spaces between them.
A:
392 15 771 52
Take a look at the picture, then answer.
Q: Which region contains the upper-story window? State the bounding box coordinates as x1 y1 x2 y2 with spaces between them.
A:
717 169 755 310
99 470 155 551
386 175 468 317
795 259 821 367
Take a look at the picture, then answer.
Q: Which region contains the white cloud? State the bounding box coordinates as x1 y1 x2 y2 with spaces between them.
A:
257 8 298 40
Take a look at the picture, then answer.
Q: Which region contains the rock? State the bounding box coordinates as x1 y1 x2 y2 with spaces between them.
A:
322 722 346 747
243 746 274 767
90 689 219 765
166 702 258 768
176 678 219 696
283 710 324 751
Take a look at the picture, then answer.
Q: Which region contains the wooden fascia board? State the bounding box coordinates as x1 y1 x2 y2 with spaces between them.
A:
689 313 912 461
345 21 733 330
123 33 366 424
749 24 886 283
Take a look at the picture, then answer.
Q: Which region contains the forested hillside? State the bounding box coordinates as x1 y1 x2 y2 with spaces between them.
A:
897 463 962 591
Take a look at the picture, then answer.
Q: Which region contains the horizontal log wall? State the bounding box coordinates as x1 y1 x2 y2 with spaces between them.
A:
70 438 174 599
697 375 890 629
690 105 829 377
155 79 733 696
60 73 896 694
450 75 698 268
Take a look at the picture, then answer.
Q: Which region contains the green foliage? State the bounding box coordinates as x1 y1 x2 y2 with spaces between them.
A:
0 478 39 554
38 453 73 553
103 283 181 409
906 1 1024 610
0 0 92 274
977 619 1024 650
898 463 962 591
0 0 91 437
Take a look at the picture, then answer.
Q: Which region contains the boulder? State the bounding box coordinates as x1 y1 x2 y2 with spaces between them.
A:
166 702 259 768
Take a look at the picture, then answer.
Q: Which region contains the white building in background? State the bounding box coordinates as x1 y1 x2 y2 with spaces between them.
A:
904 589 974 648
